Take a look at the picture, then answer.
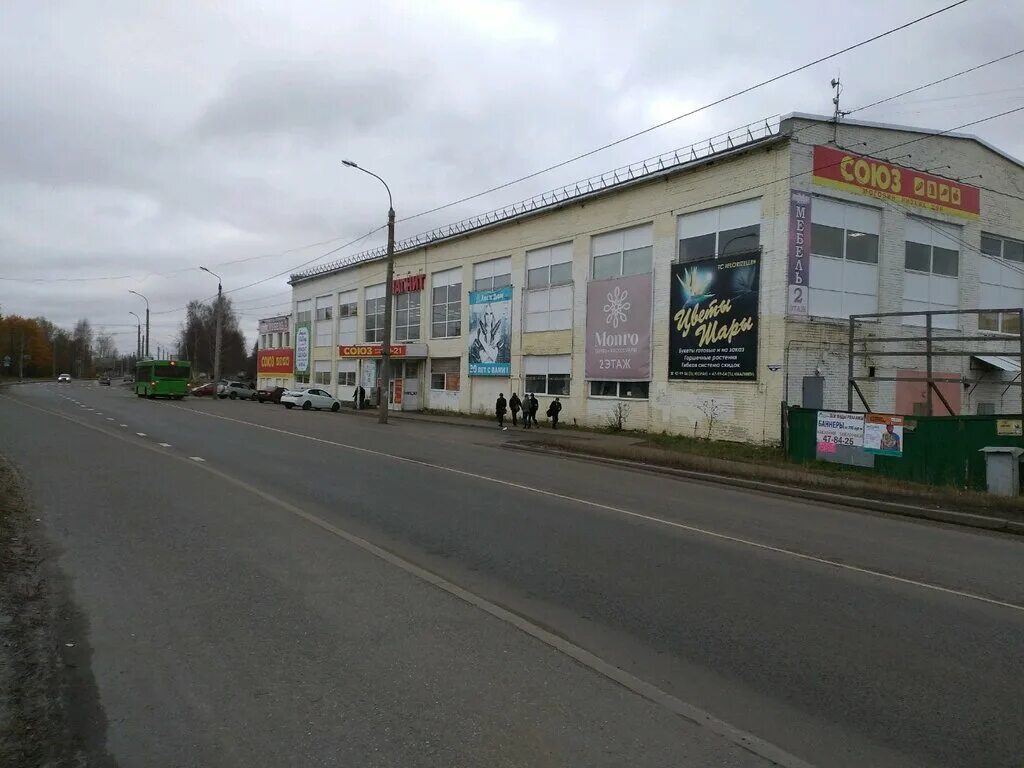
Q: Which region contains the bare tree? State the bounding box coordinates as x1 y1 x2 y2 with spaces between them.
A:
604 401 631 432
697 398 724 440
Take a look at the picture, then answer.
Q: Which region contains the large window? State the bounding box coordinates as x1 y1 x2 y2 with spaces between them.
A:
524 355 570 395
337 289 357 346
677 199 761 263
315 295 333 347
591 223 653 279
808 198 880 319
337 360 357 387
364 284 385 343
431 268 462 338
903 218 960 329
429 357 460 391
394 291 421 341
589 380 649 399
473 257 512 291
979 233 1024 333
525 242 573 332
296 299 312 325
313 360 331 385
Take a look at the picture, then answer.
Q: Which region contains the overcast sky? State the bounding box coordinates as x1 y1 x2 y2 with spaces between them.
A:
2 0 1022 353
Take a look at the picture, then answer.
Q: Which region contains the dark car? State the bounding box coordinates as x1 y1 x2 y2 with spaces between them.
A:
257 386 286 404
189 381 217 397
98 376 111 385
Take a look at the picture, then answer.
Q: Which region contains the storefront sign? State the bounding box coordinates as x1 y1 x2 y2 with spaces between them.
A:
468 286 512 376
669 254 760 380
585 272 652 380
258 315 290 335
294 323 311 375
257 348 295 375
812 145 980 219
997 418 1022 436
393 274 426 294
339 344 408 358
864 413 904 457
787 191 812 317
815 411 864 453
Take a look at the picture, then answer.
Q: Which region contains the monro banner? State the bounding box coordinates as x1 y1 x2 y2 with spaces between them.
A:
585 272 652 380
669 253 760 380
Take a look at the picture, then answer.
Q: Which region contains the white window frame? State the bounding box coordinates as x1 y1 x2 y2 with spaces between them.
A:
315 295 333 347
337 359 357 387
313 360 332 386
394 291 421 341
429 357 460 391
808 197 881 321
588 380 650 400
902 217 961 329
525 242 573 333
591 223 653 279
473 256 512 291
364 284 385 343
296 299 313 326
677 199 761 263
979 233 1024 334
523 355 571 396
431 268 462 339
337 289 358 346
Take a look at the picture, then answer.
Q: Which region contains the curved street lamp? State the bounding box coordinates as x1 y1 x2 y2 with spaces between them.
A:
343 159 396 425
128 290 149 357
128 311 142 359
199 267 224 385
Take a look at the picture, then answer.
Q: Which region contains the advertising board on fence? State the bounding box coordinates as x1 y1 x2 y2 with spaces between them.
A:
468 286 512 376
864 413 904 457
815 411 864 451
585 272 652 380
669 253 760 380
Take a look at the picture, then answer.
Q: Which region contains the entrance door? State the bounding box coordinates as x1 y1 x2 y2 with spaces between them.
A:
403 368 420 411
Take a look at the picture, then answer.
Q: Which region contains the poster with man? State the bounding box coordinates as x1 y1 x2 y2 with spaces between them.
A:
864 413 904 457
468 286 512 376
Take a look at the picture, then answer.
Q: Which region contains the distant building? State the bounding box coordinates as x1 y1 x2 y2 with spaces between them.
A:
275 113 1024 442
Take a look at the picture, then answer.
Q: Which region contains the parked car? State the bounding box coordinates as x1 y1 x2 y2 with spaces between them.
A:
257 386 287 404
98 376 111 385
189 381 217 397
218 381 257 400
57 373 71 383
280 388 340 412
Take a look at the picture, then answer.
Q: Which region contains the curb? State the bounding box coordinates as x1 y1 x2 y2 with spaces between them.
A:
504 442 1024 537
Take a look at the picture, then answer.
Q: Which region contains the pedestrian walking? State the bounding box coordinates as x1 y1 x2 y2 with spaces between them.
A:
495 392 508 429
509 392 522 427
354 385 366 410
529 393 540 428
547 396 562 429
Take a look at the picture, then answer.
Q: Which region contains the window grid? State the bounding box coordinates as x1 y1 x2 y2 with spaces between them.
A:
395 292 421 341
589 381 650 399
980 233 1024 334
432 283 462 338
365 297 385 343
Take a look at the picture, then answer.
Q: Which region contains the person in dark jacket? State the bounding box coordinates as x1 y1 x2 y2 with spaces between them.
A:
495 393 508 429
547 397 563 428
508 392 522 426
529 393 540 428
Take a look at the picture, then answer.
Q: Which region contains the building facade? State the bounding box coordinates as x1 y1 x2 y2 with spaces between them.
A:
278 113 1024 443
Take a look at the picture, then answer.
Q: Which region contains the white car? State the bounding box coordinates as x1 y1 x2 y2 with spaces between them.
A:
57 373 71 383
280 388 340 412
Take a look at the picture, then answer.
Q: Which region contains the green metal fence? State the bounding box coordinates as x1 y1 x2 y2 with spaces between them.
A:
787 407 1024 490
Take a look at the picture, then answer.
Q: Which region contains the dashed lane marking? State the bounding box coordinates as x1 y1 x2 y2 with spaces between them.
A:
158 443 172 448
119 424 127 427
136 432 147 437
189 456 206 462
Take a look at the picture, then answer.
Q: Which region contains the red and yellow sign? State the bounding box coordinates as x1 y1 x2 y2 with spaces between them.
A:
338 344 408 358
257 347 294 374
812 145 980 219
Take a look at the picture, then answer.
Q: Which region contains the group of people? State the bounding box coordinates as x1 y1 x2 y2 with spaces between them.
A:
495 392 562 430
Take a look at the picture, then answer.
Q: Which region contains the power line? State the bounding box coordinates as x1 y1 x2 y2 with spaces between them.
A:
396 0 972 225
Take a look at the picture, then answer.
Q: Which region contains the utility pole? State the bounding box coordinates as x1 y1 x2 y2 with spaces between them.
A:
343 159 395 425
201 267 224 384
52 336 56 378
18 330 24 380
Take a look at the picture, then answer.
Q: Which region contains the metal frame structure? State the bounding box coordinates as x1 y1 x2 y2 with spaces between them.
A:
291 116 780 283
847 308 1024 416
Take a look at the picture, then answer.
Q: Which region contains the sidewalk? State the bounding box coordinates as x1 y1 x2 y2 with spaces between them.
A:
343 405 1024 534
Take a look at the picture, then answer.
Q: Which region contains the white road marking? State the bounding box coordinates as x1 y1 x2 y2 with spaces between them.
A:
189 456 206 462
136 432 147 437
106 417 114 421
158 443 172 448
170 404 1024 615
119 424 127 427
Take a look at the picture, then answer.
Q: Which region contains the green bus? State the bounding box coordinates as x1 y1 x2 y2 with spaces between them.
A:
135 359 191 400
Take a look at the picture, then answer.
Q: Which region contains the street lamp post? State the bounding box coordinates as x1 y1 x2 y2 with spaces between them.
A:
343 159 395 425
128 290 150 358
129 311 141 359
200 267 223 386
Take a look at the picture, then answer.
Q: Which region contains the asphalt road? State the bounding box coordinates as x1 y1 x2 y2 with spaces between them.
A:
2 381 1022 767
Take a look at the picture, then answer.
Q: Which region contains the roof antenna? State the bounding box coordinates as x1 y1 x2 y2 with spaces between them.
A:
830 75 849 144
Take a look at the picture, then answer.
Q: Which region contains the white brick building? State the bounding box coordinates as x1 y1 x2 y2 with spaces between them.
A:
275 113 1024 443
